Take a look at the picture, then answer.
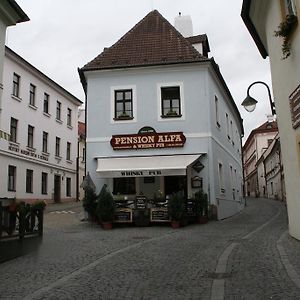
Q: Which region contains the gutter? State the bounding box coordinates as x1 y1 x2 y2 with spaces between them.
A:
241 0 268 59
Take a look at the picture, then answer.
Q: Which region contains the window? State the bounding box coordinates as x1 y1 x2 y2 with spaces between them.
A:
26 169 33 193
55 137 60 157
218 163 225 193
42 131 48 153
285 0 297 16
114 89 133 119
8 165 16 191
215 96 220 127
10 117 18 143
226 113 230 140
56 101 61 120
66 142 71 160
43 93 49 114
27 125 34 148
67 108 72 126
12 73 20 97
29 84 36 106
230 120 234 145
113 178 136 194
161 86 181 118
66 177 71 197
41 172 48 194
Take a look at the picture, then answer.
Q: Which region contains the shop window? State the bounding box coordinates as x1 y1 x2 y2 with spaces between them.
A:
161 86 182 118
114 89 133 120
113 178 136 195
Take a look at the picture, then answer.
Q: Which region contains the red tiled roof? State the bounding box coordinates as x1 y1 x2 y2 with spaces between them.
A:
78 121 86 138
81 10 207 71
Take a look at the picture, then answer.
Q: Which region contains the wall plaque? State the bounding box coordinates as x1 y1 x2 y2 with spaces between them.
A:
110 132 186 150
150 208 170 222
290 84 300 129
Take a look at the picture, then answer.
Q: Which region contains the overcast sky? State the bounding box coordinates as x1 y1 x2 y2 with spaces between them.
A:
6 0 273 141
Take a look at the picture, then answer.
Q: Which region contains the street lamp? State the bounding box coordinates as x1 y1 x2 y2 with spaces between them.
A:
241 81 276 115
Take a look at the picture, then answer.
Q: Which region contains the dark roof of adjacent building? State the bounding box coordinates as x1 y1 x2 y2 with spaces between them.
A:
241 0 268 58
3 0 30 23
243 121 278 150
81 10 208 72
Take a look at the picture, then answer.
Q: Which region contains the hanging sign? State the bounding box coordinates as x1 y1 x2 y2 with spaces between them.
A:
110 132 186 150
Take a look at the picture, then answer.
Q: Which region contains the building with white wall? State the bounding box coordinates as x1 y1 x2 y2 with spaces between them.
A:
243 120 278 197
79 10 244 221
0 46 82 203
241 0 300 240
0 0 29 140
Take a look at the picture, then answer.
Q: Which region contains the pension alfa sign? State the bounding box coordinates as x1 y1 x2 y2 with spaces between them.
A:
110 132 186 150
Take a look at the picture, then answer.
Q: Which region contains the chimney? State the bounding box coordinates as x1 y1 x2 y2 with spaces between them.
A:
174 13 193 37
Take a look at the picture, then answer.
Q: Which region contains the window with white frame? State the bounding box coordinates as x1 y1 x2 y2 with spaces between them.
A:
161 86 182 118
66 142 71 161
114 89 133 120
26 169 33 193
67 108 72 126
43 93 49 114
41 172 48 195
27 125 34 148
218 162 225 193
56 101 61 120
10 117 18 143
215 95 220 127
12 73 20 97
8 165 16 191
29 83 36 106
55 137 61 157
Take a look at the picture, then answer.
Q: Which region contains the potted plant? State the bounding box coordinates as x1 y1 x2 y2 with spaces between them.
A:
96 184 115 229
83 186 98 222
195 189 209 224
167 191 185 228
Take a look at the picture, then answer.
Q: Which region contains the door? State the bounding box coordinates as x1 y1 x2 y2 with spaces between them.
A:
54 175 61 203
164 176 187 198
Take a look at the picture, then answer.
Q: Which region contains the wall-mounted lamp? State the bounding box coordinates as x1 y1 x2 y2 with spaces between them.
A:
241 81 276 115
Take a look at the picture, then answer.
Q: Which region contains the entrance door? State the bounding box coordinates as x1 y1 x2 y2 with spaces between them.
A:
54 175 61 203
164 176 187 198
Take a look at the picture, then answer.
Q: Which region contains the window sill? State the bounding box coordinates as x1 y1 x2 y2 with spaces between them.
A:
26 146 36 152
29 104 37 110
11 94 22 102
56 119 63 124
216 122 221 128
8 189 16 192
161 114 182 119
9 141 20 147
113 116 134 121
67 125 73 130
66 159 73 164
55 155 62 161
42 151 50 156
43 112 51 118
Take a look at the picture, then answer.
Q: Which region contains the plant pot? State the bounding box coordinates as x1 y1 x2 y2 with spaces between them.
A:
101 221 113 230
198 216 208 224
171 221 180 229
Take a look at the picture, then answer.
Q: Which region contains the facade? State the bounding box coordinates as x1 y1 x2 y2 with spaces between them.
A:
242 0 300 239
77 120 86 201
0 0 29 140
79 10 244 221
243 120 278 197
0 46 82 203
264 135 285 200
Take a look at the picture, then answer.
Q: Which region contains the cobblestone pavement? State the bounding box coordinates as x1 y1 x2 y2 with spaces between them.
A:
0 198 299 299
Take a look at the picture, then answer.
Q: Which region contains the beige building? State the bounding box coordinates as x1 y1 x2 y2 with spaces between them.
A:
243 120 278 197
0 0 29 140
242 0 300 240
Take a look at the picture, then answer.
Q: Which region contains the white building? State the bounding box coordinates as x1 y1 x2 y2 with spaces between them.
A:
241 0 300 240
0 0 29 140
0 47 82 203
79 10 244 221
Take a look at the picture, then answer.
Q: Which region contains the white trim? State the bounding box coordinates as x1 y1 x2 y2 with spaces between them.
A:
110 85 137 124
157 81 185 121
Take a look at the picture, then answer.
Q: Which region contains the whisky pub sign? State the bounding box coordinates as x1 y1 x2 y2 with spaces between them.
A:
110 132 186 150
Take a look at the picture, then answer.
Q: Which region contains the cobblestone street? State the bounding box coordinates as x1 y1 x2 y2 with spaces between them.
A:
0 198 299 300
